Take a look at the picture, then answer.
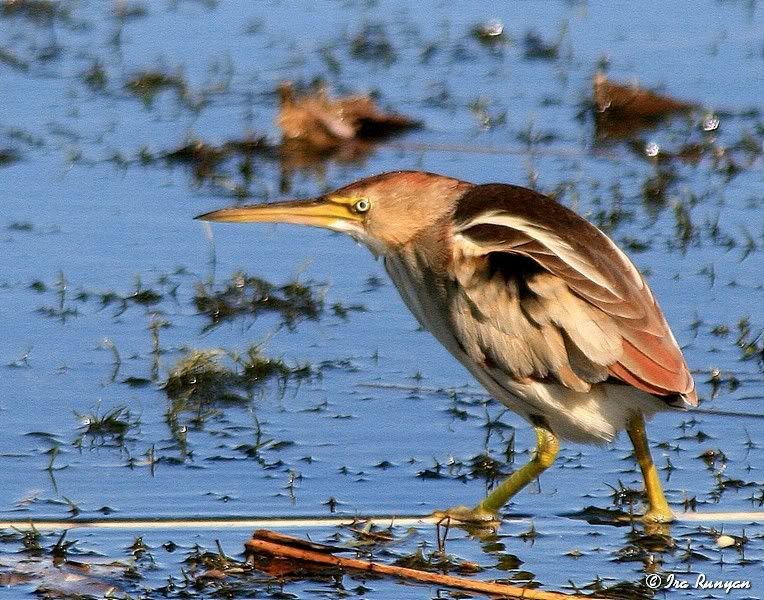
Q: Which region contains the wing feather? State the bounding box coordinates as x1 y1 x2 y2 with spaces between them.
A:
453 184 697 406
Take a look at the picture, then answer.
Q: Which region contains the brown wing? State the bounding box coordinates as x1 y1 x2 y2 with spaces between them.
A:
452 183 697 406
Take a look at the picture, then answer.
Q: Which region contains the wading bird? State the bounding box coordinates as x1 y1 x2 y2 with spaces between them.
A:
197 171 696 524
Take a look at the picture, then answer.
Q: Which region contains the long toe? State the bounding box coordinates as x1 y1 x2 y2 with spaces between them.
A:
432 505 500 526
643 508 675 524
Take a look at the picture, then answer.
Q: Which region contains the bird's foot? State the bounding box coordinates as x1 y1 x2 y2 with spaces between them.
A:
432 505 500 529
642 508 675 524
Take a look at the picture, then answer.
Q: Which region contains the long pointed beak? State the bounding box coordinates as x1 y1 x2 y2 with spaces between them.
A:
195 197 363 233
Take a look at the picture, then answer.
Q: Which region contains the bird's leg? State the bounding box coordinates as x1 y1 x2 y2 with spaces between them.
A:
476 426 559 514
626 412 674 523
433 426 559 524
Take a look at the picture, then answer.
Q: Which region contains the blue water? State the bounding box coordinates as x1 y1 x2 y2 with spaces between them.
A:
1 0 762 596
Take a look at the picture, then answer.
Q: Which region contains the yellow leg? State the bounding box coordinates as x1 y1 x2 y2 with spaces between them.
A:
626 413 674 523
434 426 559 523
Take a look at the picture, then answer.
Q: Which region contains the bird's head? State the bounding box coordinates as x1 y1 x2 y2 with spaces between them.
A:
196 171 471 255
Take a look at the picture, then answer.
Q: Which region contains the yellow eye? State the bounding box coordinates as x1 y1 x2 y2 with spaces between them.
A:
353 198 371 213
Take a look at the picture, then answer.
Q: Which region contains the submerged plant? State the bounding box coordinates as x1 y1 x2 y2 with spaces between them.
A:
194 272 325 330
162 347 311 436
124 69 188 107
0 148 21 164
0 0 69 24
350 23 397 64
523 30 560 61
74 405 140 448
163 350 236 405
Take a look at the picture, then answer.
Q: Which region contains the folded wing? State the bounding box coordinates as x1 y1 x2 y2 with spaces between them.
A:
451 184 697 406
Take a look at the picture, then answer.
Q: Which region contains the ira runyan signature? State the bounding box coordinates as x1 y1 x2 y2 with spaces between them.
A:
645 572 752 594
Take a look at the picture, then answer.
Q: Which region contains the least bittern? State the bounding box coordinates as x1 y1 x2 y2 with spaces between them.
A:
198 171 696 524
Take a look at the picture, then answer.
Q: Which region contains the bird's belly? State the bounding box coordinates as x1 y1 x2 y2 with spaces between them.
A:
384 253 668 445
481 373 668 444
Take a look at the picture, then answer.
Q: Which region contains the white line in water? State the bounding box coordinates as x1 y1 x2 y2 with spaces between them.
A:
0 515 441 531
0 511 761 531
675 512 764 523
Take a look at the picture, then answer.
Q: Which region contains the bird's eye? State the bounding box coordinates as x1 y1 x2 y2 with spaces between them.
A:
353 198 371 213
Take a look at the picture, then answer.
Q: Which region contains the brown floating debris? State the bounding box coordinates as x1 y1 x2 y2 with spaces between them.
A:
0 555 126 597
276 81 421 152
592 72 697 138
593 72 696 119
275 82 421 191
245 529 582 599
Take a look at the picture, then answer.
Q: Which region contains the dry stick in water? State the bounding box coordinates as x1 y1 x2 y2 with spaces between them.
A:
245 530 583 600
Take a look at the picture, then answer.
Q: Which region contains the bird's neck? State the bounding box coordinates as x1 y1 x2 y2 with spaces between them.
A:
384 217 454 279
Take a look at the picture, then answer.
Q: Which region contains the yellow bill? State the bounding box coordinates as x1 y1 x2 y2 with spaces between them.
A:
195 196 362 232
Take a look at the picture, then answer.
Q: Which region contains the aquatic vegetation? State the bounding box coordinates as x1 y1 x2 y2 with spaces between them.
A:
735 318 764 365
672 201 695 249
74 405 140 448
160 136 273 186
349 23 397 64
0 0 762 596
469 97 507 130
163 349 238 405
523 30 560 61
0 148 20 165
35 271 79 320
193 272 325 330
81 61 108 91
0 0 68 24
0 48 29 71
162 347 311 431
393 547 483 575
113 1 147 20
330 302 365 319
6 220 32 231
124 69 188 107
